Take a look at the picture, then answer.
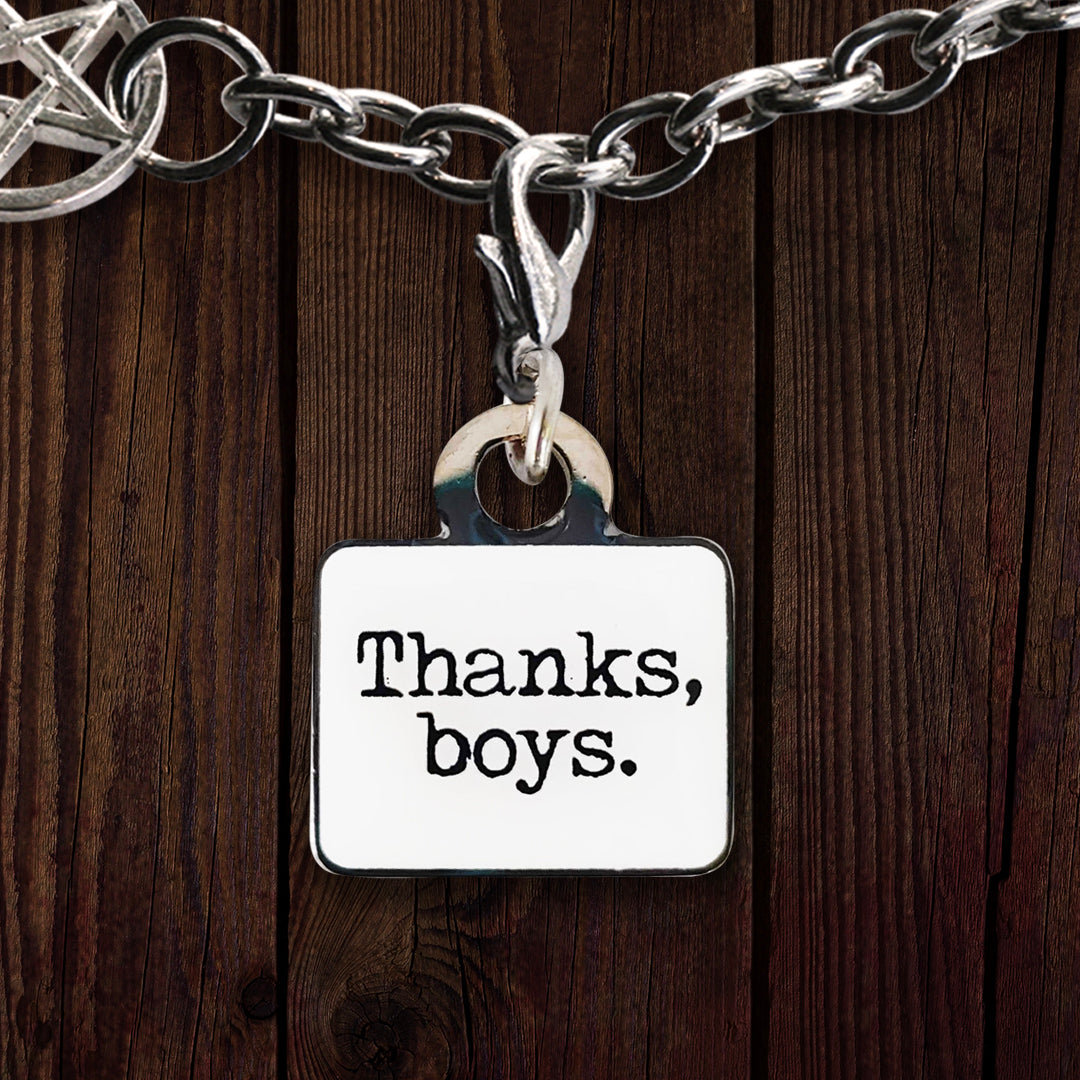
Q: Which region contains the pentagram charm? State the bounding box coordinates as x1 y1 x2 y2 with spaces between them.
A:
0 0 165 221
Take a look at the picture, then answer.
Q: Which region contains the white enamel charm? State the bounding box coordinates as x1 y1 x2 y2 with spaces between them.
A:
312 406 733 876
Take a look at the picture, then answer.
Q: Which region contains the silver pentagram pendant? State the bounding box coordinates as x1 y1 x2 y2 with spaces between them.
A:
311 405 734 876
0 0 165 221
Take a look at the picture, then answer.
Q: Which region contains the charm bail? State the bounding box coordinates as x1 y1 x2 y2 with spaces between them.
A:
502 345 565 485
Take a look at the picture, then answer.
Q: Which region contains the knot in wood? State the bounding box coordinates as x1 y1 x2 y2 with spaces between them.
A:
240 976 278 1020
330 985 450 1079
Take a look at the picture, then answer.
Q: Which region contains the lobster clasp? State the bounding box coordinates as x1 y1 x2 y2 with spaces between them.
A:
474 135 595 404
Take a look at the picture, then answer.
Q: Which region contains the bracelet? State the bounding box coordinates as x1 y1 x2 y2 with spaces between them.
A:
1 0 1077 221
3 0 1076 876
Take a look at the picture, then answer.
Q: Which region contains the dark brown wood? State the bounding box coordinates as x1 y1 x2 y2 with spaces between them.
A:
995 34 1080 1080
2 1 1080 1078
769 5 1063 1077
288 2 756 1078
0 2 281 1076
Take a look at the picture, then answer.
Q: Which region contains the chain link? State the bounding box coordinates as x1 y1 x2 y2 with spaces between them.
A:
831 11 968 113
102 0 1071 200
588 91 720 199
312 90 452 173
400 104 529 202
222 73 363 142
997 0 1080 31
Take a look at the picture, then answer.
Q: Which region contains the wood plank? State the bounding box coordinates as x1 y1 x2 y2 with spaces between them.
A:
289 1 757 1076
768 8 1060 1077
0 2 281 1075
995 33 1080 1080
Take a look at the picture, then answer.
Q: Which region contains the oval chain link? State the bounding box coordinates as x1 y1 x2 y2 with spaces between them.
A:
912 0 1031 64
997 0 1080 30
587 91 720 200
222 73 363 142
400 104 529 203
313 90 452 172
105 0 1066 199
666 66 794 153
749 57 887 115
832 10 969 114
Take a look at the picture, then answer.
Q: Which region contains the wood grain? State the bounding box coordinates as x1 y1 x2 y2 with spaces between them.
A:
288 1 757 1078
0 1 281 1076
994 32 1080 1080
769 4 1061 1077
1 1 1079 1077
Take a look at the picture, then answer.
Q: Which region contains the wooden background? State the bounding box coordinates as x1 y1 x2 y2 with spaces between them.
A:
2 0 1078 1076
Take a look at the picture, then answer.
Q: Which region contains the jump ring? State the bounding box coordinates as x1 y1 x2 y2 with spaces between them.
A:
107 17 274 182
314 90 452 172
832 10 968 114
222 73 363 142
588 92 718 201
401 104 529 203
501 347 565 485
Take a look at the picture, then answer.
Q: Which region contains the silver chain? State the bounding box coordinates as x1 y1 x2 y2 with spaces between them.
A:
1 0 1076 483
0 0 1077 220
118 0 1079 203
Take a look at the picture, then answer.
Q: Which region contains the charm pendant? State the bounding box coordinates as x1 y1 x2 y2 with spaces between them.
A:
312 405 733 875
0 0 167 220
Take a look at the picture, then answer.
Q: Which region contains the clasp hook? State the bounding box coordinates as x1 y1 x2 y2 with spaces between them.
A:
474 135 595 483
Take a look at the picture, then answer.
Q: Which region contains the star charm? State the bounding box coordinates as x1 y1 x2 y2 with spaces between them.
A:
0 0 135 179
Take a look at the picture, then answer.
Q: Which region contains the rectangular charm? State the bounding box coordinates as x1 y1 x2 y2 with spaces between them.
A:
312 407 733 876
